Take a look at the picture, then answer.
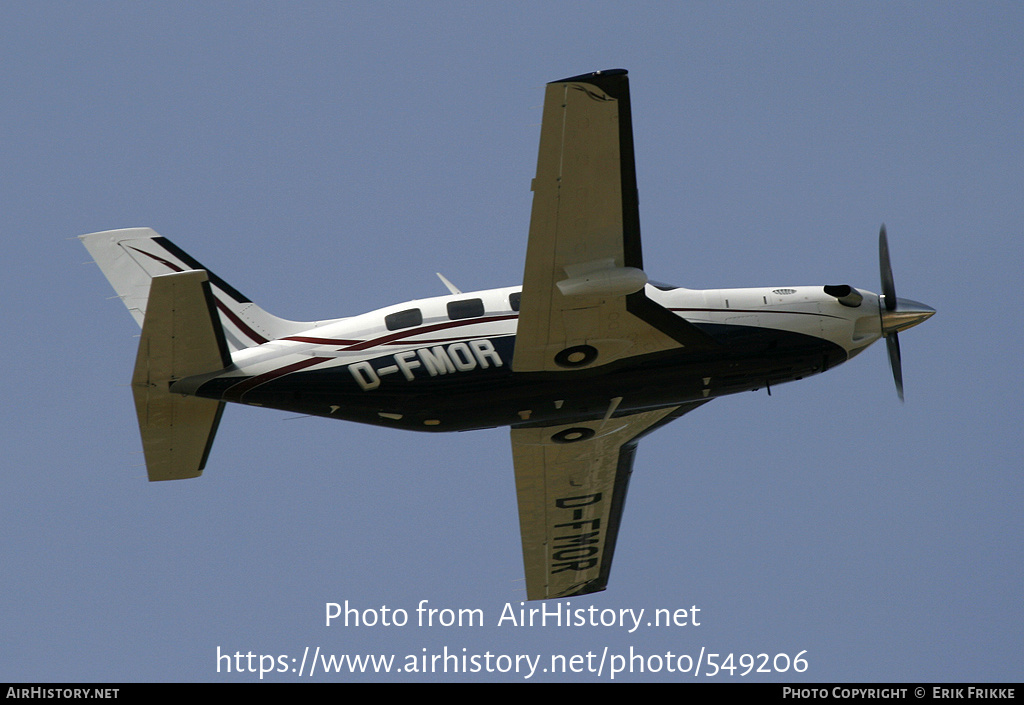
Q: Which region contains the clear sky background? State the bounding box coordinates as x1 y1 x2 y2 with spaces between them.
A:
2 2 1021 683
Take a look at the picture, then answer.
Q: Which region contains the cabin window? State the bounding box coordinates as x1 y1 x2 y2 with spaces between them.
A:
509 291 521 311
385 308 422 331
447 298 484 320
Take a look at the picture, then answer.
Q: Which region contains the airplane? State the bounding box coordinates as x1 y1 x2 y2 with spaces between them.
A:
80 69 934 601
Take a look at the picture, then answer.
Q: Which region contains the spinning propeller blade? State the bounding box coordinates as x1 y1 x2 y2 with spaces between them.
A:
877 225 935 401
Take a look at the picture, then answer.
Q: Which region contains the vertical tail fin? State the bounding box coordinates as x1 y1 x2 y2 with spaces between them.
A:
80 228 318 351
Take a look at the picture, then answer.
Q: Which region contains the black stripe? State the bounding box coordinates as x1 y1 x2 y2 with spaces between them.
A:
199 278 233 368
154 237 252 304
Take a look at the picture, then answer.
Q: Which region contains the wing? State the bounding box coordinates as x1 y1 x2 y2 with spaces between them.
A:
511 400 708 600
513 69 717 373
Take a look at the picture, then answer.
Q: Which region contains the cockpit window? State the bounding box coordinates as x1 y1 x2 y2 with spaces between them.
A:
509 291 521 311
385 308 423 331
447 298 485 320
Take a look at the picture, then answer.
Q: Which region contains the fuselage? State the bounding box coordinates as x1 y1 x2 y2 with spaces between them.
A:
175 283 884 432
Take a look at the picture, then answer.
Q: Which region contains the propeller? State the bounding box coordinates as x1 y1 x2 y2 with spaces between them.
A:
877 225 935 401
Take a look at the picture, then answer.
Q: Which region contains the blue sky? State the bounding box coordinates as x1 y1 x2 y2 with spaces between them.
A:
2 2 1021 682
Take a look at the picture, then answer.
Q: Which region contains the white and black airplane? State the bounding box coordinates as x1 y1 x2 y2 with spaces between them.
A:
81 69 933 600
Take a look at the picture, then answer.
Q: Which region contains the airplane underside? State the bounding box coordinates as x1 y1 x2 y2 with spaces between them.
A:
81 69 932 599
185 322 849 432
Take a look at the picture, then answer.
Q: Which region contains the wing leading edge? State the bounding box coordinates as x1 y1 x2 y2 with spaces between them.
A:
511 401 708 600
513 69 717 374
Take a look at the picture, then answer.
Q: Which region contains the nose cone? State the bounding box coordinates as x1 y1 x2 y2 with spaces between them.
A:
880 297 935 335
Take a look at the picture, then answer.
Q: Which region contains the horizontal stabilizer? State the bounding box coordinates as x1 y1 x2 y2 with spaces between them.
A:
131 271 230 481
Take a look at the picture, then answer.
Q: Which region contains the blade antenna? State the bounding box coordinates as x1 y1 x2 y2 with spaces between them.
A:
436 272 462 295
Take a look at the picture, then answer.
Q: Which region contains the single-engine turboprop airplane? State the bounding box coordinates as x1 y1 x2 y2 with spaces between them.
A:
81 69 934 600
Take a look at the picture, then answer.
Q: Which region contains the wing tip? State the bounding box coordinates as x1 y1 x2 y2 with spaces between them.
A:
565 580 608 598
528 579 608 602
550 68 628 85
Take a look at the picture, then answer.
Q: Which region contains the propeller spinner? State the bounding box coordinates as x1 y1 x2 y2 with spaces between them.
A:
878 225 935 400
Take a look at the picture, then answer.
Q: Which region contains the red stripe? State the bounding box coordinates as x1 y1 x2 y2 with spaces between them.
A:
213 299 269 345
128 246 184 274
223 357 330 403
129 245 270 345
282 336 361 345
282 316 518 350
